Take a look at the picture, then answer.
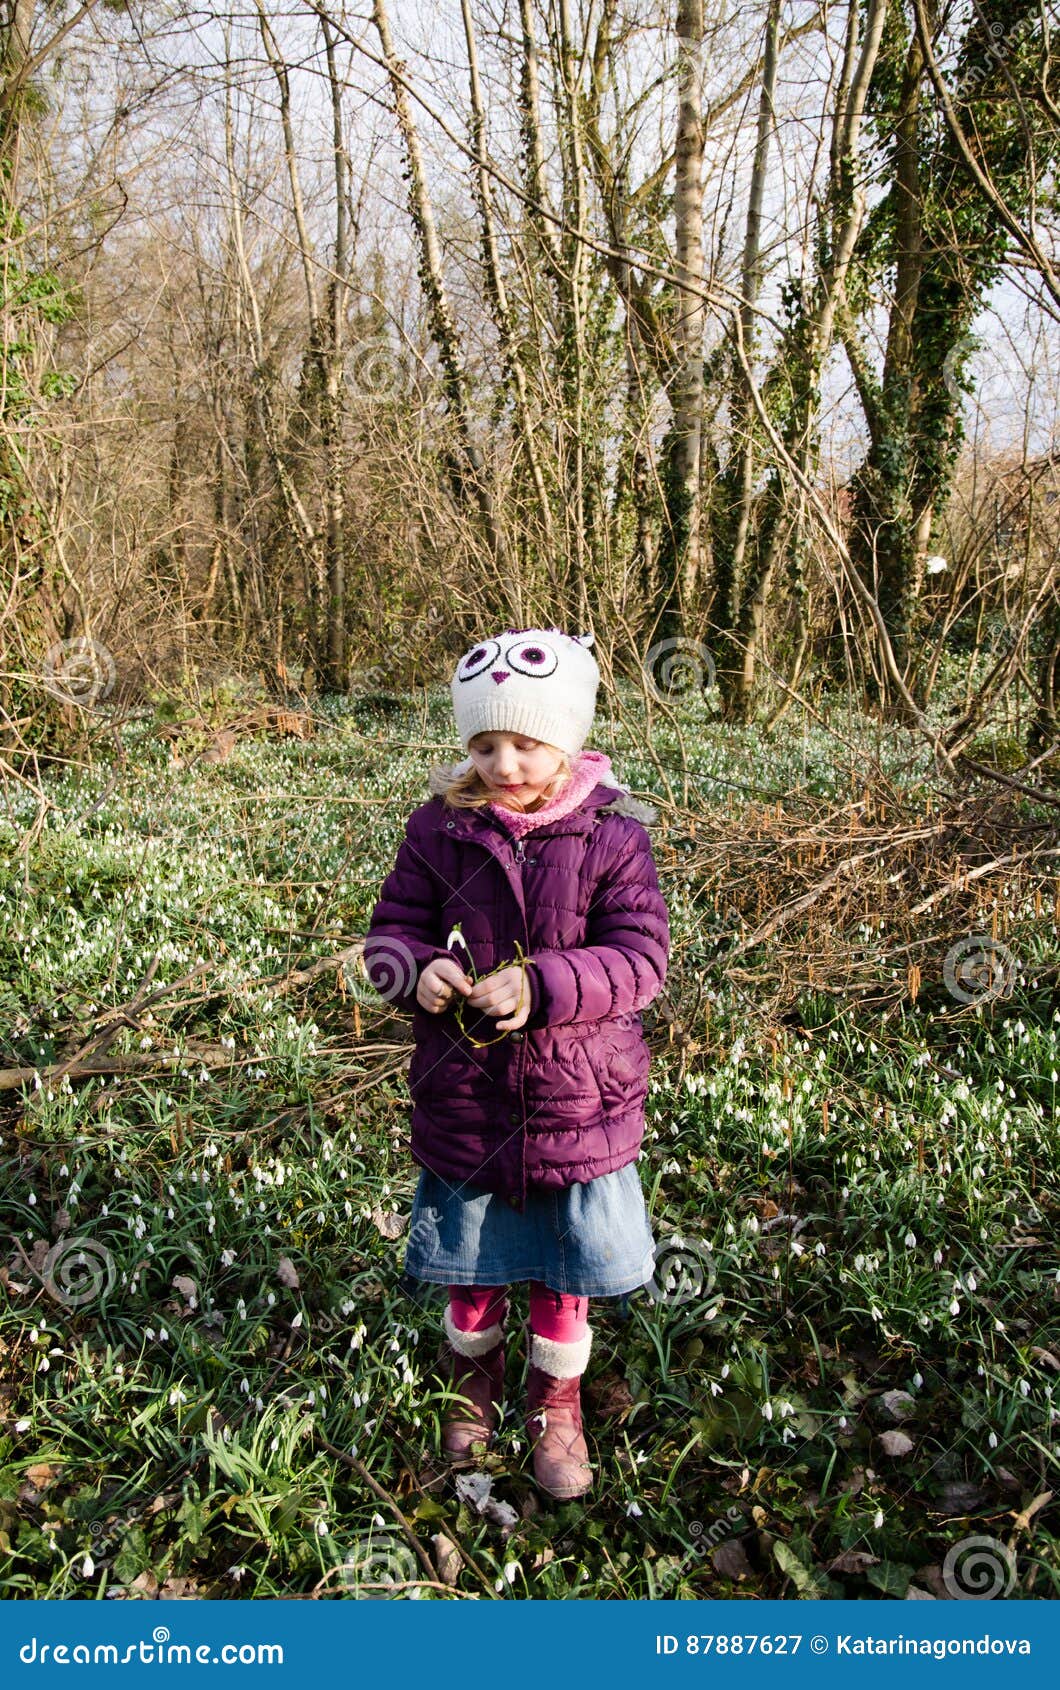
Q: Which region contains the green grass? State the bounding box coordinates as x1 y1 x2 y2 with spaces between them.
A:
0 680 1057 1599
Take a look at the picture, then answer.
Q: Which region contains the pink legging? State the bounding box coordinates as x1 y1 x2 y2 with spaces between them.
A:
448 1281 588 1343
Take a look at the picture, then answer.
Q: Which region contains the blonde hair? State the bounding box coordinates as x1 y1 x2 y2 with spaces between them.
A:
430 743 574 812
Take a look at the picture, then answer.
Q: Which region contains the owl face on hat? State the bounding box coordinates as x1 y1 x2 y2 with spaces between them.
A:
454 629 575 688
450 627 598 755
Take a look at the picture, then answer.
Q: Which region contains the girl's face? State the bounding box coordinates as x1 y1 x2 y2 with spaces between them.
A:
468 732 565 808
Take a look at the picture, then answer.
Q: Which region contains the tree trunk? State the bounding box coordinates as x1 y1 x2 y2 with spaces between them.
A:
657 0 705 642
371 0 507 572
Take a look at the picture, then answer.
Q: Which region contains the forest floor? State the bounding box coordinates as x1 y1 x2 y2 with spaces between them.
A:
1 674 1058 1599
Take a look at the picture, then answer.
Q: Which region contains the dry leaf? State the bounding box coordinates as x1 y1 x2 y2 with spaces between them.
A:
935 1480 989 1515
431 1532 462 1586
828 1549 880 1574
276 1257 300 1290
590 1372 634 1418
172 1275 197 1301
879 1429 914 1457
159 1575 199 1599
131 1571 160 1597
919 1564 953 1599
370 1206 407 1241
878 1389 916 1422
23 1462 59 1492
1029 1347 1060 1371
711 1539 753 1580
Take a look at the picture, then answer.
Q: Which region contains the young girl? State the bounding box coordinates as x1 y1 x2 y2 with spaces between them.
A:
363 626 670 1501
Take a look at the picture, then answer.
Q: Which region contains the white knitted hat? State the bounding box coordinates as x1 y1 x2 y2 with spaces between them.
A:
450 627 599 756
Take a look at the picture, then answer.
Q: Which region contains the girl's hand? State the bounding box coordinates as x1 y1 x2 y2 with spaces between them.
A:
466 964 531 1032
417 957 473 1015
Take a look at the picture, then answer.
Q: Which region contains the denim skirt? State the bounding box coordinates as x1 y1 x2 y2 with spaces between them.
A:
401 1160 658 1298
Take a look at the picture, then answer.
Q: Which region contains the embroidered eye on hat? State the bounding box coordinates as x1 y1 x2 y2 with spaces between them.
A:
450 627 599 757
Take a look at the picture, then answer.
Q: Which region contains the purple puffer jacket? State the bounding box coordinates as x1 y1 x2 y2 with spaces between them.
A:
362 771 670 1211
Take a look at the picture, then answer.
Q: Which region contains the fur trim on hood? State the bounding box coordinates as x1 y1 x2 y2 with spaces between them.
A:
425 758 658 824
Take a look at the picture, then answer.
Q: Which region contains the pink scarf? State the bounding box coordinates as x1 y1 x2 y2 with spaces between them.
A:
486 748 624 837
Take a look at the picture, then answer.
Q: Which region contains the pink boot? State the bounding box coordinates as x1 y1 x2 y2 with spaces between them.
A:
439 1304 507 1462
524 1326 594 1500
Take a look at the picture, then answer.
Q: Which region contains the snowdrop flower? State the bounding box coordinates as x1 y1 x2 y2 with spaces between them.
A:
626 1501 643 1517
873 1508 884 1529
950 1298 961 1315
904 1231 917 1248
987 1432 998 1449
761 1401 774 1421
